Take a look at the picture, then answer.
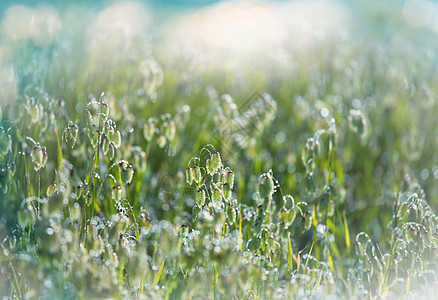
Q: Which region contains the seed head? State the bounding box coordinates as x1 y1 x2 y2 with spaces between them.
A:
143 120 155 142
88 128 100 149
222 183 232 202
283 195 294 210
121 165 134 184
211 152 222 171
46 184 57 197
226 204 237 225
206 157 214 175
102 137 110 155
196 189 206 207
212 187 222 204
185 167 194 184
304 211 313 231
157 135 166 148
112 186 122 201
257 174 275 199
31 146 47 171
193 166 202 183
280 208 297 228
164 120 176 141
111 130 121 148
108 144 115 160
224 171 235 188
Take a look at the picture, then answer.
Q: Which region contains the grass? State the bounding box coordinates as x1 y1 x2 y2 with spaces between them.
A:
1 1 438 299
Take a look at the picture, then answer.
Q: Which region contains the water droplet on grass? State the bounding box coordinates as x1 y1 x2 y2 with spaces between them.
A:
320 107 329 117
420 168 429 181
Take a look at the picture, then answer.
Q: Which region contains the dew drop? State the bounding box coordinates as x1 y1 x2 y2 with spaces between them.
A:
320 107 329 118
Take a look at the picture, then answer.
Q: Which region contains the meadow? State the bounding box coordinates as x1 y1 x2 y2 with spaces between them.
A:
1 0 438 299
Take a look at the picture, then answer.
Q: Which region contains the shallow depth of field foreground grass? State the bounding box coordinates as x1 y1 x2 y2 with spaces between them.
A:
1 0 438 299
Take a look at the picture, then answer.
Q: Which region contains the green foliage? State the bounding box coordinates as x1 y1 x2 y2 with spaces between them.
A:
1 2 438 299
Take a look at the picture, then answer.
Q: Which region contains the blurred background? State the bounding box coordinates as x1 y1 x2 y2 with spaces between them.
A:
1 0 438 237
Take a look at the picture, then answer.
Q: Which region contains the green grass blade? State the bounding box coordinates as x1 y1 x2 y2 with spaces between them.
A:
155 258 166 285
